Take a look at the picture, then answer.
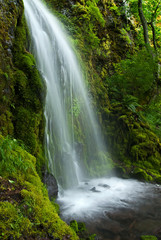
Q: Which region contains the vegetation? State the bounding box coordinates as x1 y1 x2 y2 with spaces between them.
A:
0 136 78 239
1 0 161 239
141 236 158 240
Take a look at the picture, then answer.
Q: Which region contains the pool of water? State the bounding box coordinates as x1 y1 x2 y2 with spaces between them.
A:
58 177 161 240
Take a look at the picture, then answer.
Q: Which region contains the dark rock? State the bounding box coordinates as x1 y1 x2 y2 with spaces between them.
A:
134 219 161 233
48 233 54 239
98 183 110 189
98 220 123 234
90 187 101 193
8 236 14 240
114 166 126 178
106 209 135 223
43 172 58 199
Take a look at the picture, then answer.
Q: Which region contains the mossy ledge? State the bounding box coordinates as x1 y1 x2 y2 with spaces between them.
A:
104 103 161 183
0 136 78 240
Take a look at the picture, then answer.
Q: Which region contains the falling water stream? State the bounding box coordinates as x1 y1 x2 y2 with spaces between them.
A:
24 0 109 190
24 1 161 239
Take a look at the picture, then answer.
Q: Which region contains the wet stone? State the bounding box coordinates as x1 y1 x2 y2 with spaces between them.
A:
98 183 110 189
106 209 135 223
90 187 101 193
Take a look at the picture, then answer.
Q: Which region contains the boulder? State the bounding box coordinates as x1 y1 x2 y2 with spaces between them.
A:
43 172 58 199
98 183 110 189
90 187 101 193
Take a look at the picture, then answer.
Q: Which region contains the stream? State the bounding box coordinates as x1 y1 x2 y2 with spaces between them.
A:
58 177 161 240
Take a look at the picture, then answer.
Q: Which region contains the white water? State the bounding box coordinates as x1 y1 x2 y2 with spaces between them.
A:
58 177 158 221
24 0 110 189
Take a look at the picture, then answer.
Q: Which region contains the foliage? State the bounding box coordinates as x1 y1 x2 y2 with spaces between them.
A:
144 95 161 138
70 220 97 240
122 95 141 113
72 1 104 50
108 49 157 103
0 136 34 179
86 0 106 27
70 220 79 233
127 0 161 48
0 201 32 239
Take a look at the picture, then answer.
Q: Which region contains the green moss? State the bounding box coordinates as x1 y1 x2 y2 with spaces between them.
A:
51 199 60 215
0 136 36 180
155 176 161 184
0 136 78 240
10 12 46 174
0 201 32 239
0 111 14 136
70 220 79 233
0 0 45 176
140 236 158 240
14 106 40 154
132 167 153 182
105 102 161 182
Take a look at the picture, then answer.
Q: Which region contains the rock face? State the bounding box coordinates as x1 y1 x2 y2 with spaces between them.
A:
0 0 24 137
43 172 58 199
0 0 23 69
0 0 45 174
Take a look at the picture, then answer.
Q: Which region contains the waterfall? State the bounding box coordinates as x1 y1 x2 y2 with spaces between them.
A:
24 0 110 189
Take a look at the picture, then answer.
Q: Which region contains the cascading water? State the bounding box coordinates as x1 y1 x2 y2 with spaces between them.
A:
24 0 110 189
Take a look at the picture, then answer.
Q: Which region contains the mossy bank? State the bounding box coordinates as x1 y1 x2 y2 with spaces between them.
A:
0 136 78 239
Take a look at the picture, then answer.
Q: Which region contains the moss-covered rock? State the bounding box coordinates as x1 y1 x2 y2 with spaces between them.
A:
0 0 23 137
104 104 161 182
0 0 46 175
0 136 78 240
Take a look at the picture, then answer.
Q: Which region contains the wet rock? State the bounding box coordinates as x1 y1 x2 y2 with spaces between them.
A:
98 183 110 189
43 172 58 199
106 209 135 224
114 166 126 178
134 219 161 233
97 220 123 234
90 187 101 193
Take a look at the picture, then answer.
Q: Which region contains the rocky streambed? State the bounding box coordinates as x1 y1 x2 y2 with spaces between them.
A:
58 177 161 240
